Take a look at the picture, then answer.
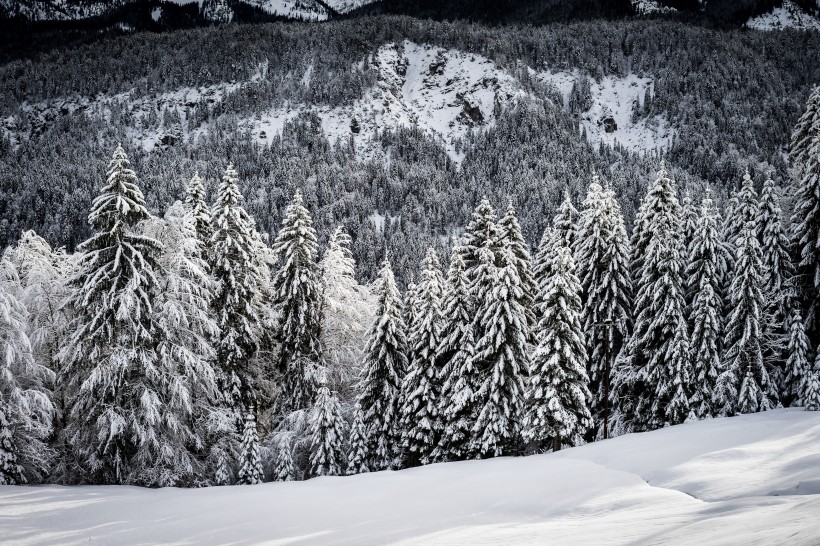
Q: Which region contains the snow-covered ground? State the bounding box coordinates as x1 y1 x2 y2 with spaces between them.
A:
539 71 674 153
748 1 820 31
1 409 818 545
632 0 676 16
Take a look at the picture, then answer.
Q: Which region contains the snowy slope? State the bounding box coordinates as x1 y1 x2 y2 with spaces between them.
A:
1 409 818 545
747 1 820 31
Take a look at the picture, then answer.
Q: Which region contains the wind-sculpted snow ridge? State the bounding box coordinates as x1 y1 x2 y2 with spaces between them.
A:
747 1 820 31
1 409 818 545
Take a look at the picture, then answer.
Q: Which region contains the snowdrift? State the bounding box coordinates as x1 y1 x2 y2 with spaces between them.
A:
1 408 818 545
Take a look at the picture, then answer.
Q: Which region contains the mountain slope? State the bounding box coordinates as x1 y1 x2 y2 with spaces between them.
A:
1 409 818 545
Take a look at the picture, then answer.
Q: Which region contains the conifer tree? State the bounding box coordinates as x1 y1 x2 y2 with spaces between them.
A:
433 249 478 462
524 245 592 451
347 404 369 475
210 164 264 429
791 86 820 346
238 411 263 485
58 145 171 485
804 364 820 411
214 453 230 486
686 192 724 418
185 171 212 249
271 191 323 413
0 407 24 485
553 190 579 250
400 248 444 466
274 437 296 481
499 201 536 317
308 380 347 478
358 259 407 470
682 190 698 248
533 226 561 298
403 278 421 337
783 307 810 406
760 177 792 311
717 221 775 415
469 243 528 458
622 163 692 430
575 176 631 437
462 197 501 286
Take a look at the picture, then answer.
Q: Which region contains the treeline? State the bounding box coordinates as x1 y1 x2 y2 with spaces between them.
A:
2 85 820 486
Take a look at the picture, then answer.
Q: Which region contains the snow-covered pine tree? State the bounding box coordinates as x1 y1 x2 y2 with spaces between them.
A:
433 248 478 462
238 411 263 485
553 189 579 250
140 202 223 486
499 201 536 319
308 378 347 478
622 163 693 431
319 226 375 397
686 191 725 418
682 190 698 249
524 245 592 451
783 307 810 406
469 241 529 458
736 171 761 239
0 262 53 484
214 453 230 486
271 191 323 414
575 175 631 438
185 171 212 250
210 164 264 430
403 278 421 337
717 220 776 415
58 145 170 485
805 360 820 411
358 259 408 470
400 248 444 467
533 226 561 299
273 437 296 481
346 404 369 475
462 197 501 288
791 86 820 347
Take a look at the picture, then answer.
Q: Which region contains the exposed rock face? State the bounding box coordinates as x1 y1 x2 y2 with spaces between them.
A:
603 116 617 133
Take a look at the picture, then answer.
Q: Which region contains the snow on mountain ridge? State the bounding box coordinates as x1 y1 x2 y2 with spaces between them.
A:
747 0 820 31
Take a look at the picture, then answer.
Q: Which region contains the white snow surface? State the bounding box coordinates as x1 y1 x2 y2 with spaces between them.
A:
252 0 328 21
632 0 676 15
748 1 820 31
1 409 818 545
539 71 674 153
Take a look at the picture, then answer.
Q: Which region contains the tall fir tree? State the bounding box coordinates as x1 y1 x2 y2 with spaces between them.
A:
185 171 212 250
533 226 561 299
469 242 529 458
58 145 171 485
682 190 698 249
308 379 347 478
783 307 810 406
524 245 592 451
273 437 296 482
346 404 369 475
210 164 265 430
433 248 478 462
575 175 631 438
804 361 820 411
791 86 820 347
462 197 502 289
553 189 579 251
686 192 725 418
358 259 407 470
499 201 536 320
238 411 263 485
621 163 693 431
400 248 444 467
717 221 776 415
271 191 323 414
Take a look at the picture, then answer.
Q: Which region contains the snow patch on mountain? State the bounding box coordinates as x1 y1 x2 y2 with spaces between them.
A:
632 0 676 15
538 71 674 154
0 0 115 21
747 0 820 31
252 0 328 21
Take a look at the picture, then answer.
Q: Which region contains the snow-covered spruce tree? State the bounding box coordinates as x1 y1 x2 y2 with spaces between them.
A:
319 226 376 399
524 245 592 451
736 171 761 240
358 259 407 470
185 172 212 250
783 307 810 406
686 192 725 418
533 226 561 299
403 278 421 337
346 404 369 475
433 248 478 462
717 221 775 415
791 87 820 347
805 361 820 411
273 436 296 481
469 242 529 458
499 201 536 321
210 164 264 430
622 163 693 431
553 189 579 251
58 145 174 485
462 197 502 288
574 175 631 438
214 453 230 486
308 379 347 478
682 191 698 249
0 262 53 484
400 248 444 467
238 411 263 485
271 191 323 414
